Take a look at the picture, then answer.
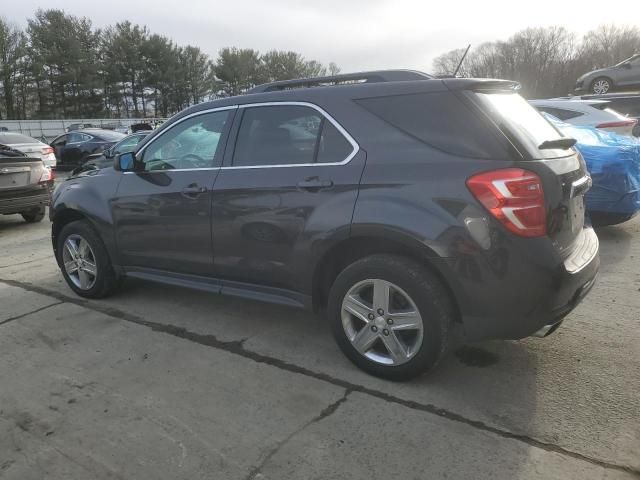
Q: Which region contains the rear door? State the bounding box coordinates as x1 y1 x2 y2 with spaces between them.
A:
210 102 365 291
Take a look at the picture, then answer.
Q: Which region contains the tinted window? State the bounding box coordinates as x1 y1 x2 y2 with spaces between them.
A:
536 107 584 121
356 92 506 159
317 121 353 164
0 133 38 144
607 99 640 117
67 132 85 143
234 106 320 166
141 110 229 171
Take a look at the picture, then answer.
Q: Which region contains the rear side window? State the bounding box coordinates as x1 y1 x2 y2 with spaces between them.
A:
536 107 583 121
355 92 507 159
232 105 354 167
606 99 640 117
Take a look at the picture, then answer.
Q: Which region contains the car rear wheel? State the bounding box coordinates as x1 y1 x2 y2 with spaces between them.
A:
21 206 46 223
328 254 455 380
591 77 612 94
57 220 119 298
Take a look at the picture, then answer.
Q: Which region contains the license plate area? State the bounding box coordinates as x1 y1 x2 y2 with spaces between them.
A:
0 169 30 188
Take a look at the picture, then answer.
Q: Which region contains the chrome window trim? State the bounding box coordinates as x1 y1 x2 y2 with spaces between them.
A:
221 101 359 170
123 167 221 174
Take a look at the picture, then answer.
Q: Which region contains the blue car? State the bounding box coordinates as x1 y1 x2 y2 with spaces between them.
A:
546 115 640 226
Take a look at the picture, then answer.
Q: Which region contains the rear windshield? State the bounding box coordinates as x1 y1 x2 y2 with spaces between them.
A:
0 133 38 144
94 130 126 142
355 92 508 159
473 92 570 159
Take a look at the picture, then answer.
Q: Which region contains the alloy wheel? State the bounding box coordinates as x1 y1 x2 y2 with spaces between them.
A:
592 79 610 94
62 234 98 290
341 279 424 366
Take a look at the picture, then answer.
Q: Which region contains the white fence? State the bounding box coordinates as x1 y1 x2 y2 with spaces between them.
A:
0 118 167 142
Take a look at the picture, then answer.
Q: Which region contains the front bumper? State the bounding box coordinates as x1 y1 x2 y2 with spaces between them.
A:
574 79 585 91
0 182 52 215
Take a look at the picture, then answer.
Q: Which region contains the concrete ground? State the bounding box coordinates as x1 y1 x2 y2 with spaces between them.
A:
0 202 638 479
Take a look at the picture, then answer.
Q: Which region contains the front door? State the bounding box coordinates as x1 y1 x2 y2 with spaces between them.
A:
112 107 235 276
211 103 364 291
617 56 640 86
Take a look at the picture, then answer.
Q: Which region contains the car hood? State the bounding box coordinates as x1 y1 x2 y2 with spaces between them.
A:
579 67 611 80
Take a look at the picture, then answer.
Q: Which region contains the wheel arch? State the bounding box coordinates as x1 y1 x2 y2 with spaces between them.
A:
310 233 462 324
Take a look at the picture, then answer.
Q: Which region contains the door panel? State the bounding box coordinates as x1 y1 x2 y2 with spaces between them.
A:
113 170 219 275
211 153 366 290
112 108 234 275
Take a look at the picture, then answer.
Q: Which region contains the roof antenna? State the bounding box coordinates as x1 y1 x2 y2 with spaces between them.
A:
453 44 471 77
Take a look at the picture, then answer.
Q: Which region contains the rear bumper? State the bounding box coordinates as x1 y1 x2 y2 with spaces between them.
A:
448 227 600 342
0 183 52 215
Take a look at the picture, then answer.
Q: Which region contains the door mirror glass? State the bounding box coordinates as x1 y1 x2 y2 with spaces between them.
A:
115 152 135 171
104 148 113 158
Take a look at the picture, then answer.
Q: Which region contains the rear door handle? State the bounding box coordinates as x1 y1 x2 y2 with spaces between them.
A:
182 184 207 197
297 177 334 190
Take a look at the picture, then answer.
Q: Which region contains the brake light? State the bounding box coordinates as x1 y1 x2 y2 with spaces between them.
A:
595 120 637 129
41 146 54 156
39 167 54 183
466 168 546 237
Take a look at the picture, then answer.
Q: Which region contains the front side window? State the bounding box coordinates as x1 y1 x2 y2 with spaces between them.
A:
537 107 583 121
232 105 354 167
141 110 230 171
67 132 84 143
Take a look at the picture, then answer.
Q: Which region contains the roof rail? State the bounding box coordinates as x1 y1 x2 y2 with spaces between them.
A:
247 69 433 93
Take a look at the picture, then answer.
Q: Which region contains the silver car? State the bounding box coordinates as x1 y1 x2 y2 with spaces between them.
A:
530 98 638 137
575 54 640 94
0 132 57 168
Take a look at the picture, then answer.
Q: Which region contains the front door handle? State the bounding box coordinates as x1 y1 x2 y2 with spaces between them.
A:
297 177 334 190
181 183 207 198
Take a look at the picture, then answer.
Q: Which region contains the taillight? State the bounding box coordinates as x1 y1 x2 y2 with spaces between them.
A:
595 120 637 129
466 168 546 238
41 146 54 156
39 167 54 183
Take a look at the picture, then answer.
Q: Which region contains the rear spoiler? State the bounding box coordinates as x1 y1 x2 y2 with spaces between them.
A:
443 78 521 93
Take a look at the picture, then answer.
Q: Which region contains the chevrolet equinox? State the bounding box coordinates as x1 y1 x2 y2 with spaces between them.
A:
51 70 599 380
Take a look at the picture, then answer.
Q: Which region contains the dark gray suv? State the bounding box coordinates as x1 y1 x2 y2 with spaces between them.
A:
50 71 599 379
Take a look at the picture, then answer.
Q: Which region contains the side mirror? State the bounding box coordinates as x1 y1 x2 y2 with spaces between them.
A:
104 147 114 158
622 62 632 69
114 152 135 172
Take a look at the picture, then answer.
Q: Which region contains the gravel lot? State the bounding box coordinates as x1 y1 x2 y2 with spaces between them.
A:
0 199 639 479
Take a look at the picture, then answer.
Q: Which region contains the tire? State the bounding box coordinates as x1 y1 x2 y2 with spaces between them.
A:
21 206 46 223
328 254 455 380
56 220 119 298
590 77 612 94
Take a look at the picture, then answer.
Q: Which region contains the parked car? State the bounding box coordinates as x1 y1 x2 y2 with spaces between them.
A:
576 93 640 137
66 122 96 132
0 131 57 168
544 114 640 226
71 132 150 175
575 53 640 94
0 145 53 223
530 99 637 137
50 70 599 380
50 129 125 167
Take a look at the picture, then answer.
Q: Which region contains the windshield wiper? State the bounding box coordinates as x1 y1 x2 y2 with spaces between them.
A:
538 138 577 150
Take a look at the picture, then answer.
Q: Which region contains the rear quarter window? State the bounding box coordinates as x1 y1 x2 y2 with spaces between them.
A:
355 92 508 159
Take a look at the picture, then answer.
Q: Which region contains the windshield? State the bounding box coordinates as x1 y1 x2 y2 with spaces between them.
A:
474 91 571 159
615 54 640 67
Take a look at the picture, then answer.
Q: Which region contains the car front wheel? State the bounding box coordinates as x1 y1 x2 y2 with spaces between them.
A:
328 254 455 380
57 220 119 298
591 77 612 94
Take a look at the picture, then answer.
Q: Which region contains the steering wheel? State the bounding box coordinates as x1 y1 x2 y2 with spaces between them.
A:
178 154 207 169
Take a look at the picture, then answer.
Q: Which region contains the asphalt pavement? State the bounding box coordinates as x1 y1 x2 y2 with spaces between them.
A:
0 205 638 479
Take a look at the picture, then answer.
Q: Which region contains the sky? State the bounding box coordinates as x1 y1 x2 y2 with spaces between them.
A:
5 0 637 73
